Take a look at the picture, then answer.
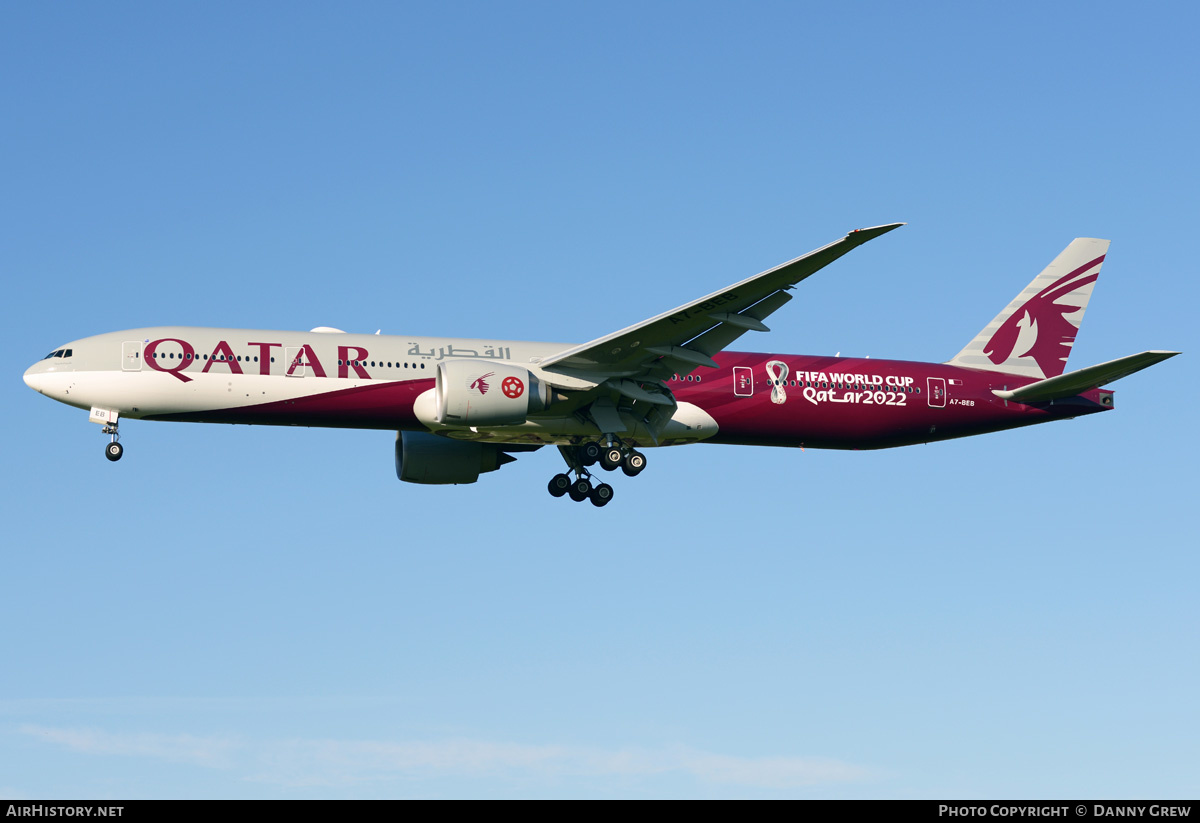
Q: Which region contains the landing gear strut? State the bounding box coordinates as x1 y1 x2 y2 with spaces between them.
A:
546 440 648 507
102 422 123 462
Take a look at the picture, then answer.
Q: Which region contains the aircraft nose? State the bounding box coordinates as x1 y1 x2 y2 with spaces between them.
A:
24 363 46 394
24 367 43 395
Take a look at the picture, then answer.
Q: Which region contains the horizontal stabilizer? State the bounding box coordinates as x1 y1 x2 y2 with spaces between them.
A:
992 350 1180 402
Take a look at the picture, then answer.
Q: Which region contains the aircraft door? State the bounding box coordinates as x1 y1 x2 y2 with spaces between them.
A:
927 376 946 408
285 347 306 377
733 366 753 397
122 341 143 371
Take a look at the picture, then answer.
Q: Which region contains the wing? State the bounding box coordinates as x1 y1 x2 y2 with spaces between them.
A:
536 223 903 407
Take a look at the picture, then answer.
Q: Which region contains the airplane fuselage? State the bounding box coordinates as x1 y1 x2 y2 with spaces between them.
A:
23 326 1113 451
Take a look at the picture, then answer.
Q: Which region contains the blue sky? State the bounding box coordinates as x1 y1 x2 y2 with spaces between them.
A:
2 1 1197 798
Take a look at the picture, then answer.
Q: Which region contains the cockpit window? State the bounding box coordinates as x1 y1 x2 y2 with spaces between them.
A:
41 348 73 360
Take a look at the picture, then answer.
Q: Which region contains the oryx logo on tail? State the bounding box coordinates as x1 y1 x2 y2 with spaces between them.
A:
982 257 1102 377
947 238 1110 379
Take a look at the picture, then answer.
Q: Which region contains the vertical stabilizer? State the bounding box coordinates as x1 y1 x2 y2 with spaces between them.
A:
947 238 1109 379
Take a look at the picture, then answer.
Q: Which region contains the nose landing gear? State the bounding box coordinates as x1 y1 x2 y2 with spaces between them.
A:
102 422 123 462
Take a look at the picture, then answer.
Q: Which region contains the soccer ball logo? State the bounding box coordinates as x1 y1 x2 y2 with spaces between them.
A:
502 376 524 399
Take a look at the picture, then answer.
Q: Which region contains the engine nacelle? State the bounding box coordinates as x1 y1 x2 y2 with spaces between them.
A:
395 431 516 485
434 360 549 427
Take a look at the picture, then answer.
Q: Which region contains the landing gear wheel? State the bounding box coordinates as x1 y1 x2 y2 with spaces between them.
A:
105 442 124 462
589 483 614 507
600 447 623 471
568 477 593 502
580 442 602 466
548 473 571 498
621 450 646 477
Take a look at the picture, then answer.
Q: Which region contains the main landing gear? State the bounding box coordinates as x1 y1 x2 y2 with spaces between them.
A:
546 440 647 507
102 422 123 462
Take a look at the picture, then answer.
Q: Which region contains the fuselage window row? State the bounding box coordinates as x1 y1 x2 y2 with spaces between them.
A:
143 352 431 373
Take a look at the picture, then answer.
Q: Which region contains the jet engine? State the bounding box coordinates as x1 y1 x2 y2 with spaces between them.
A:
434 360 550 427
395 431 520 485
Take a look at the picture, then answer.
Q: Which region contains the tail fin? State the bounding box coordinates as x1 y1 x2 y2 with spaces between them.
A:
947 238 1109 379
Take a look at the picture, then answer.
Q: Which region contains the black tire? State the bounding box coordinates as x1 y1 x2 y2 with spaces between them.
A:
600 447 623 471
547 473 571 498
568 478 592 502
580 442 601 466
621 450 646 476
589 483 614 507
105 442 123 462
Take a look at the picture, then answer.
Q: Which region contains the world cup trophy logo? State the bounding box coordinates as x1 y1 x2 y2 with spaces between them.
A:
765 360 789 405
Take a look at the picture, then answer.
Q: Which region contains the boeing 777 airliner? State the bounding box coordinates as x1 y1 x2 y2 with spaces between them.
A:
23 224 1179 507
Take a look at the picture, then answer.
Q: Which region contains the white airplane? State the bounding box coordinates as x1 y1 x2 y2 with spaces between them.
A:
23 224 1178 507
